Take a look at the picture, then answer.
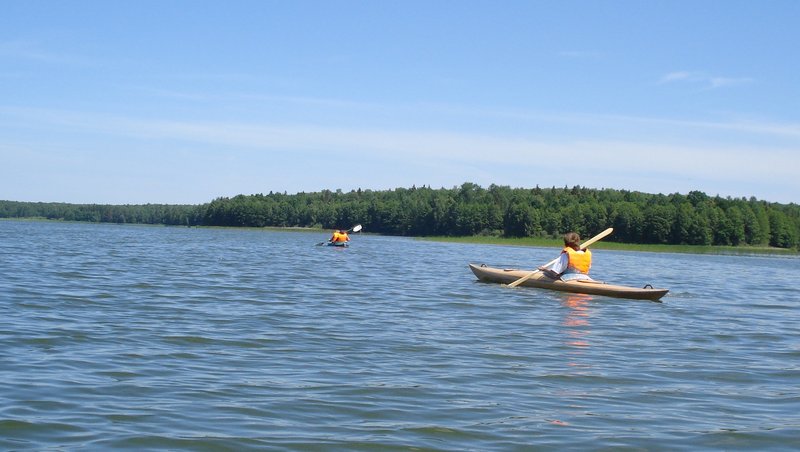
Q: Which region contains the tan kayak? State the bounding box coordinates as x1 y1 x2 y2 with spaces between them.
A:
469 263 668 302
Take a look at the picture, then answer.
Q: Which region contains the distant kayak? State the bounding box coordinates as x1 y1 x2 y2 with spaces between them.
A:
316 224 362 247
469 263 668 301
315 241 349 247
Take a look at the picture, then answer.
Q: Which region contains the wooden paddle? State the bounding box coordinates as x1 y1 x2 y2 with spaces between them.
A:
506 227 613 288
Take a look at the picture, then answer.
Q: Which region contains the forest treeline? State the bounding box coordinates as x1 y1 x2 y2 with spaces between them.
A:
2 183 799 249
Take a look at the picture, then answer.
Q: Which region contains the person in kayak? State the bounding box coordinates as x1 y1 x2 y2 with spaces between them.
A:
329 229 350 246
539 232 592 281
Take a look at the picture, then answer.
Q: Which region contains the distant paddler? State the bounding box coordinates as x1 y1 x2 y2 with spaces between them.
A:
316 224 363 246
328 228 350 247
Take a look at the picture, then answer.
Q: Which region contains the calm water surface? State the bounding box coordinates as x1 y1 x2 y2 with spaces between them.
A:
1 220 799 450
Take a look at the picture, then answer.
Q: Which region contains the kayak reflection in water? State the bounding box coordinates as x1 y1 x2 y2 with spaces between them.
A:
538 232 593 282
562 293 593 349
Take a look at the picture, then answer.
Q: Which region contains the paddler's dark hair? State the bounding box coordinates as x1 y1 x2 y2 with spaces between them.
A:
564 232 581 249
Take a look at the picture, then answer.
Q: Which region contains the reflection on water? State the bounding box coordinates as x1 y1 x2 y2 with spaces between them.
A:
562 294 593 349
549 294 597 427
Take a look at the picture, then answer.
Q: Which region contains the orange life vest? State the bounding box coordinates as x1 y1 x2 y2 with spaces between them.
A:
331 231 349 243
562 247 592 274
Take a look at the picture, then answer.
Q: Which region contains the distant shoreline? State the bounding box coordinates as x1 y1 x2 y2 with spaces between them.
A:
4 184 798 251
5 217 795 256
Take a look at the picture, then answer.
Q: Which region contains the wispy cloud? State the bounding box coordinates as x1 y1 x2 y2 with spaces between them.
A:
708 76 753 88
0 39 90 65
559 50 603 59
2 105 797 203
588 112 800 139
3 104 798 150
659 70 753 89
1 106 795 168
660 71 693 83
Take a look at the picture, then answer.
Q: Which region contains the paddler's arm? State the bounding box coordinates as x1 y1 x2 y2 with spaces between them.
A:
539 253 568 279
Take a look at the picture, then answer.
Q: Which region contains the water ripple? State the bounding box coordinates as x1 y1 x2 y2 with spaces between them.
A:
1 221 799 450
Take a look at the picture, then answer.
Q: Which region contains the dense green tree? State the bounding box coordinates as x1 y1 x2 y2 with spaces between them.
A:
741 205 763 245
643 204 676 244
610 202 645 243
504 202 538 237
672 202 711 245
753 202 772 245
723 206 746 246
768 210 798 248
2 183 799 249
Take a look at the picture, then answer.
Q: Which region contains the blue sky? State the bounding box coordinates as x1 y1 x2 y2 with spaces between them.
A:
2 1 798 204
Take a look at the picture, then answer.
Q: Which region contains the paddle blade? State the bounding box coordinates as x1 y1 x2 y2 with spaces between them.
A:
351 224 363 233
579 227 613 249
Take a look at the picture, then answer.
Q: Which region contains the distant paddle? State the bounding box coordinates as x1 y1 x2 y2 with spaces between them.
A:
316 224 362 246
506 227 613 288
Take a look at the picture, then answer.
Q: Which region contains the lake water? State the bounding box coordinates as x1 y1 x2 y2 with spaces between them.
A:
1 220 799 450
